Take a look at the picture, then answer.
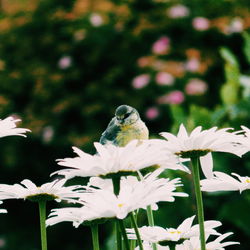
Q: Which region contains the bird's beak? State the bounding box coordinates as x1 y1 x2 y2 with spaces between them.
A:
117 116 124 124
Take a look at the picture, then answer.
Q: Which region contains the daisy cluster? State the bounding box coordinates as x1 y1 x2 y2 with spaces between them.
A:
0 115 250 249
47 141 189 223
128 216 239 250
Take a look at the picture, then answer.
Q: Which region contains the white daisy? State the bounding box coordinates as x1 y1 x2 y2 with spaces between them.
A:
47 206 100 228
176 232 239 250
53 139 175 179
0 179 83 203
83 170 187 219
0 116 31 138
201 171 250 193
48 170 187 224
145 139 191 173
240 125 250 137
160 124 245 158
135 233 238 250
239 125 250 153
127 215 221 243
159 124 245 178
87 169 187 194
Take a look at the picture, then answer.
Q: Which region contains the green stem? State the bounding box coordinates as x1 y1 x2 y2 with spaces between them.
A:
191 157 206 250
112 177 122 250
146 206 157 250
91 224 100 250
118 219 130 250
38 201 47 250
130 238 136 250
112 177 121 196
146 206 154 226
130 212 137 250
115 220 122 250
130 212 144 250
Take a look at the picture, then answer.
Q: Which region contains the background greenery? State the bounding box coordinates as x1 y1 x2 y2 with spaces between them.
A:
0 0 250 249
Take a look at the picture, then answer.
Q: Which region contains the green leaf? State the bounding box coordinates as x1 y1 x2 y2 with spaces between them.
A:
219 194 250 236
169 105 187 133
220 47 239 67
187 105 212 129
243 32 250 65
220 83 239 105
219 47 241 105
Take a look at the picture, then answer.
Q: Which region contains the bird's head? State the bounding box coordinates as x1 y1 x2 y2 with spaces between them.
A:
115 105 140 125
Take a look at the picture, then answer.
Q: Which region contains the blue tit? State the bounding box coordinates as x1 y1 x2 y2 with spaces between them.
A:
100 105 149 147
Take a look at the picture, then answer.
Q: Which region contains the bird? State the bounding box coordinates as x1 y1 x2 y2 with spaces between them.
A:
99 105 149 147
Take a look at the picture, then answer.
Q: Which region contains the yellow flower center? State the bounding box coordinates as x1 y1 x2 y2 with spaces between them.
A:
245 179 250 183
118 203 124 208
169 230 181 234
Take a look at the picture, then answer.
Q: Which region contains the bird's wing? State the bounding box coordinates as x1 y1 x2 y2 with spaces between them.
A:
99 117 121 145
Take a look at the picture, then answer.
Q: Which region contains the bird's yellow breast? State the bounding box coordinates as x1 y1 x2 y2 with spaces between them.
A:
116 120 149 147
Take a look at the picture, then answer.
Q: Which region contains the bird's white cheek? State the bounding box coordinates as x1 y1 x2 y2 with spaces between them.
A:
128 113 138 123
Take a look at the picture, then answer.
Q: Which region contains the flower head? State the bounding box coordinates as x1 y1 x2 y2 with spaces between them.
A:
227 17 244 34
176 232 239 250
184 58 200 72
192 17 210 31
201 171 250 193
185 78 208 95
167 5 190 18
127 215 221 244
0 116 30 138
145 107 159 120
47 206 104 228
238 125 250 153
48 170 187 224
152 36 170 55
83 170 187 219
58 56 72 69
53 139 171 179
89 13 103 27
0 179 82 203
155 72 174 86
160 124 245 158
157 91 185 105
134 233 238 250
132 74 150 89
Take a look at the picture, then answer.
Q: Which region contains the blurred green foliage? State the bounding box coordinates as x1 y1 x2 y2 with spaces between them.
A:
0 0 249 249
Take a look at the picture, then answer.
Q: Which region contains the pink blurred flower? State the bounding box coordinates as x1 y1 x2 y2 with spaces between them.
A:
42 126 54 143
89 13 103 27
157 90 185 104
152 36 170 55
185 78 208 95
185 58 200 72
227 18 244 34
58 56 72 69
145 107 159 120
167 5 190 18
192 17 210 31
155 72 174 86
132 74 150 89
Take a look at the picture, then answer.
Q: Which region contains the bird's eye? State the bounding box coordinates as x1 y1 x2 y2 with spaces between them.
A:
123 113 130 119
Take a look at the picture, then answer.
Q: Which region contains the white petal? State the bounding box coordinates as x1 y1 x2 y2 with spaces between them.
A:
200 153 214 179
